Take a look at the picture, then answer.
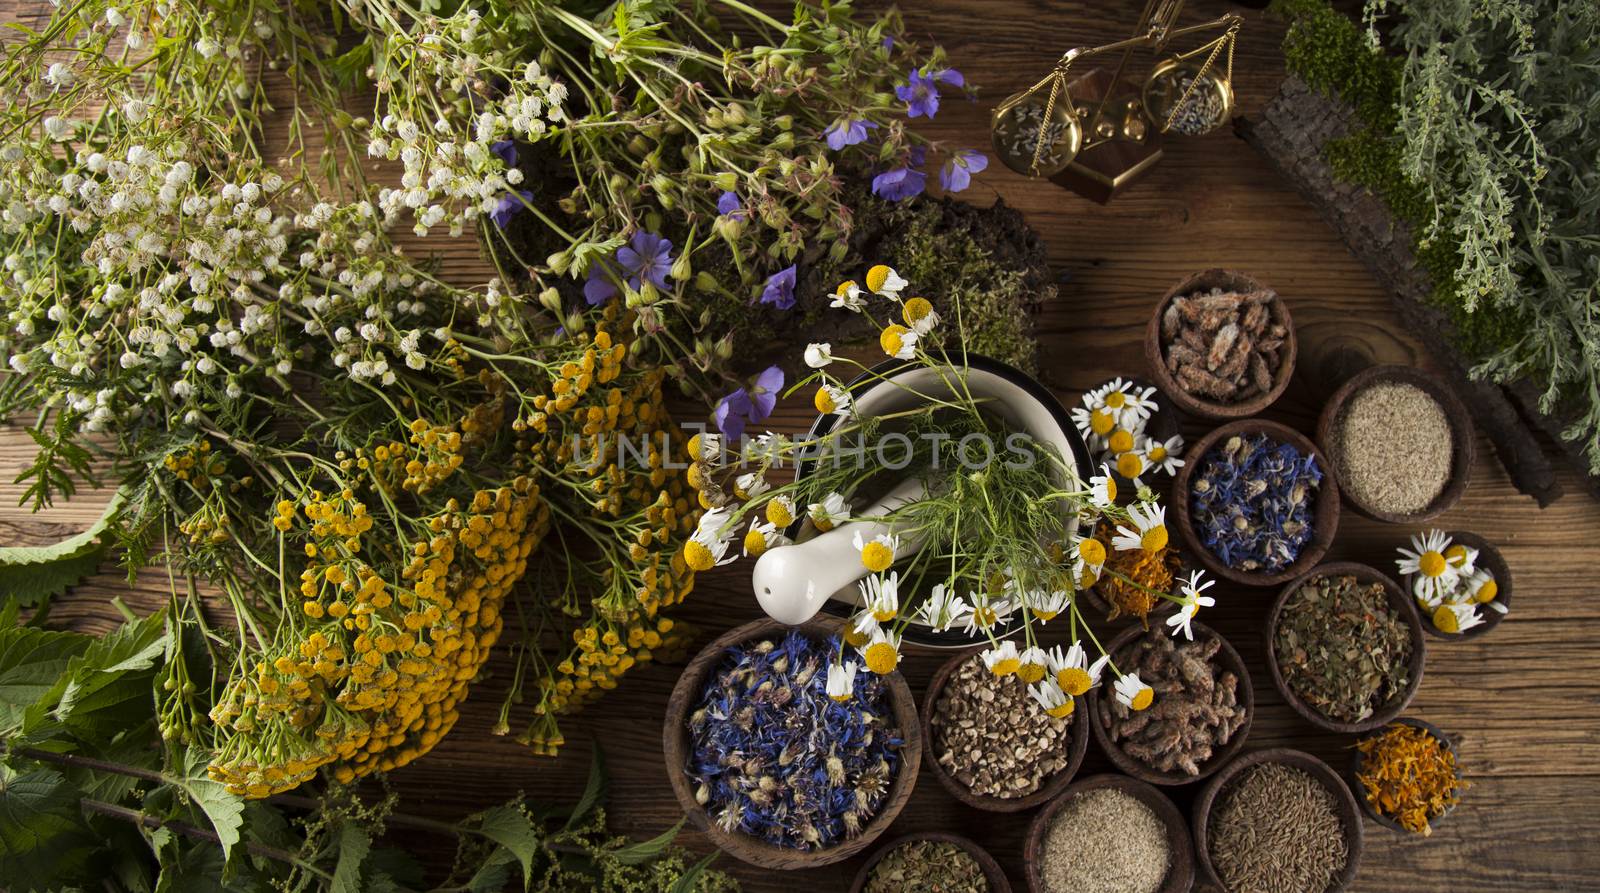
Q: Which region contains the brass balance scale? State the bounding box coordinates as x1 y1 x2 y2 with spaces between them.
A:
991 0 1241 202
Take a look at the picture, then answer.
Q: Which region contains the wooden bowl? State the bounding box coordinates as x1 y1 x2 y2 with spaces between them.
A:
922 646 1090 812
1414 530 1512 641
1088 621 1253 785
1145 269 1297 420
1193 748 1364 892
849 832 1013 893
1348 717 1462 835
1024 773 1195 893
662 618 922 869
1171 419 1340 587
1314 364 1473 523
1265 562 1427 734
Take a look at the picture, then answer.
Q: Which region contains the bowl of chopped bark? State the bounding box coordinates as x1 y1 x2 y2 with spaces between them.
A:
1194 748 1364 893
1088 621 1252 786
1024 773 1195 893
922 644 1090 812
850 832 1013 893
1145 269 1297 420
1314 364 1473 523
1265 563 1426 735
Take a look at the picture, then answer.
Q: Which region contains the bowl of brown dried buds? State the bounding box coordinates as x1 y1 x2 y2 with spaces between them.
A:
1088 621 1253 786
1145 269 1297 420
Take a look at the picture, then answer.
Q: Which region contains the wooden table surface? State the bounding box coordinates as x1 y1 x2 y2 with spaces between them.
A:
7 1 1599 890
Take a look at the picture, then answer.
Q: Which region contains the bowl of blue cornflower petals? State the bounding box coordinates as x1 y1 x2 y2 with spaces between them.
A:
663 617 921 869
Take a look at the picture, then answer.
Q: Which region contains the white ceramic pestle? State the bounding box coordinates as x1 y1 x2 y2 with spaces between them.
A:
752 477 928 625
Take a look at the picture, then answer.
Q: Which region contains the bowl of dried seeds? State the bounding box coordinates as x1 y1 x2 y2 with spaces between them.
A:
1024 773 1195 893
1145 269 1297 420
1193 748 1363 893
923 644 1090 812
1265 563 1426 735
851 832 1013 893
1088 621 1253 786
1172 419 1340 587
664 617 922 870
1315 364 1473 523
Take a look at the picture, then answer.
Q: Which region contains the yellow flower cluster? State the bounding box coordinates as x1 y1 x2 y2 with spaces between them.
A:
207 474 551 797
162 440 225 486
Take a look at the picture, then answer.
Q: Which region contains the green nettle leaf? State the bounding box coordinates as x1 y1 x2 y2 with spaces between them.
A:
565 742 607 830
0 625 89 732
463 847 517 893
0 765 96 893
477 804 541 889
24 608 166 737
0 548 105 608
609 817 684 866
330 821 372 893
0 490 123 568
173 754 247 868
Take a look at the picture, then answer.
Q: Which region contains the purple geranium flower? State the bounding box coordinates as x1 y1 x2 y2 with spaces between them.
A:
873 148 928 202
823 118 877 151
583 263 618 306
895 67 965 119
617 230 674 291
934 68 965 88
490 189 533 228
759 265 797 310
940 150 989 192
713 365 784 441
717 190 743 216
491 139 518 167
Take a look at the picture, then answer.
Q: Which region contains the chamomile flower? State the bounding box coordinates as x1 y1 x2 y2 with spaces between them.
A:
845 611 878 648
683 521 736 572
958 597 1014 636
1396 529 1458 601
696 506 733 535
865 264 908 299
1047 642 1105 696
808 492 849 531
1029 679 1076 718
814 383 853 416
741 519 785 557
860 626 902 674
1093 378 1156 429
1017 646 1050 683
1115 448 1147 482
1142 433 1186 475
830 280 866 312
1106 427 1138 456
765 494 796 528
1444 542 1479 575
879 324 917 359
917 583 969 632
902 297 941 335
981 641 1021 676
1029 589 1071 622
688 431 723 464
1088 465 1118 507
826 661 859 702
734 470 770 500
1068 529 1108 569
1072 557 1103 589
859 571 902 622
1431 602 1485 634
1465 569 1501 607
1072 398 1118 450
1114 672 1154 711
853 530 900 573
1112 502 1169 553
804 342 834 368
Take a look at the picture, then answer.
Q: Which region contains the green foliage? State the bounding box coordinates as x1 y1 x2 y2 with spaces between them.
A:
1275 0 1600 470
1 612 739 892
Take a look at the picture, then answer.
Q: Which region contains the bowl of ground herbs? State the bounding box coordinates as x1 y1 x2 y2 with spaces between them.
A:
1024 773 1194 893
924 645 1090 812
1174 420 1339 587
851 833 1012 893
1195 748 1363 893
664 618 921 869
1145 269 1298 420
1316 365 1473 523
1090 622 1252 785
1351 718 1467 836
1266 564 1426 734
